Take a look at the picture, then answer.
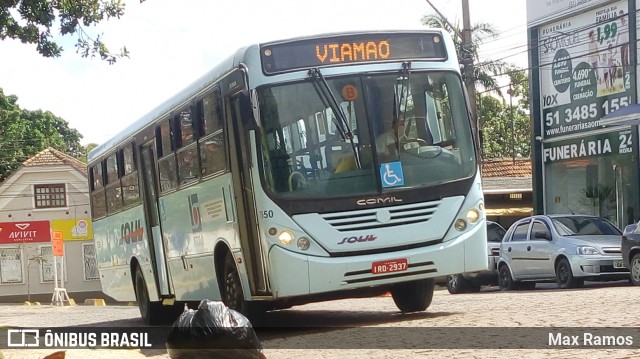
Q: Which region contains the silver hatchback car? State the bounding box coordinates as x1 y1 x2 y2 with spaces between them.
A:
498 214 629 290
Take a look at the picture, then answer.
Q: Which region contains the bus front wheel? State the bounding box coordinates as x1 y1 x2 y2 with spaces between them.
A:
390 278 434 312
222 252 248 315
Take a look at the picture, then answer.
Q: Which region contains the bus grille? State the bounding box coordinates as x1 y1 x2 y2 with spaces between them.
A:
320 200 441 232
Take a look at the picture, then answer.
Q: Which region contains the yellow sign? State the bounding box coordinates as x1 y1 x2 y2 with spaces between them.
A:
50 219 93 241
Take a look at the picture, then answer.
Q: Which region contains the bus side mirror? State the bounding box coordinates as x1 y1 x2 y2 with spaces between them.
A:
240 90 259 131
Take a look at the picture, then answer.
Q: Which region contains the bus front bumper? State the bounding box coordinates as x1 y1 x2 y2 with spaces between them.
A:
267 222 487 298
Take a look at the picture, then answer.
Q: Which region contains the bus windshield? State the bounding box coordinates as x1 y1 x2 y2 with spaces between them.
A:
257 70 476 199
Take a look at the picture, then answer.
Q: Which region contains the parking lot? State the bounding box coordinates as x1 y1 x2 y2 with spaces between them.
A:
1 281 639 359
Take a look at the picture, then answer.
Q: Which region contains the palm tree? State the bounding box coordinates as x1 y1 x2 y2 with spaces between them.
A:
421 14 508 98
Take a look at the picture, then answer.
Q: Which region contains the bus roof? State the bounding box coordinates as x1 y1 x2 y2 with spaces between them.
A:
88 45 251 163
87 29 451 163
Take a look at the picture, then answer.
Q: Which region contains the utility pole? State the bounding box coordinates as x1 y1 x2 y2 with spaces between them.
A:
461 0 480 154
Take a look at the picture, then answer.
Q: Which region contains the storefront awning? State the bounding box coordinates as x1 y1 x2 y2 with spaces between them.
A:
485 207 533 216
600 104 640 127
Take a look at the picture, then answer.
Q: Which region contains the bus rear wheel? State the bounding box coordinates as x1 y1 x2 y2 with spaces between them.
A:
390 278 434 312
135 268 162 325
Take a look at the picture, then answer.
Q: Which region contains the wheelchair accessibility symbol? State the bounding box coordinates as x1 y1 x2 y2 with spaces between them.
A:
380 161 404 188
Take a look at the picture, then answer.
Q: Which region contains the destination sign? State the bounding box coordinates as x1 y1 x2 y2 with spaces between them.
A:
260 32 447 74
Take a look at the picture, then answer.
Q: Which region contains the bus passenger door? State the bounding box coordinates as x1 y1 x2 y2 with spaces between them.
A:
140 142 172 296
225 84 268 296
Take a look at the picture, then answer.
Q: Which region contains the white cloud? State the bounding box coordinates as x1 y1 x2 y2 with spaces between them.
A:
0 0 527 145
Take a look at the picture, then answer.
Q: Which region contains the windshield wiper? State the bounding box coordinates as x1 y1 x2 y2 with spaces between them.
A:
308 68 361 169
390 61 412 154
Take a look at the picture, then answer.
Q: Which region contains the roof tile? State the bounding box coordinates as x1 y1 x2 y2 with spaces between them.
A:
22 147 87 176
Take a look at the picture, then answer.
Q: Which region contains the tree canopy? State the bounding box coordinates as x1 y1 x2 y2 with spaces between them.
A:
422 13 531 159
0 88 84 181
0 0 142 63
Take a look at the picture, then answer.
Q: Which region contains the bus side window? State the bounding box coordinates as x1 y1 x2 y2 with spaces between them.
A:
121 142 141 206
105 152 123 213
89 163 107 219
158 119 178 193
198 89 226 177
175 105 200 185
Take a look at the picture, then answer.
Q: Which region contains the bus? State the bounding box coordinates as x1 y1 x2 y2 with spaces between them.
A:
87 30 488 324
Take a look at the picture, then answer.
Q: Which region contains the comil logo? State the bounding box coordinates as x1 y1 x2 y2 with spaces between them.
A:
7 329 40 347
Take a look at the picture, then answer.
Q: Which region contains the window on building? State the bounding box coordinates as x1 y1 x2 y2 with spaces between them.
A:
39 246 65 283
0 248 23 284
83 244 99 281
34 184 67 209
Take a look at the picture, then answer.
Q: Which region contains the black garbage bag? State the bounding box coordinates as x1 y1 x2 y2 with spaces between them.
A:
165 299 266 359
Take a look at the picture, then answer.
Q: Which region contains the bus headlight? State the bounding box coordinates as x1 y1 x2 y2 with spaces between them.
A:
278 230 294 245
297 237 311 250
454 219 467 231
466 209 480 223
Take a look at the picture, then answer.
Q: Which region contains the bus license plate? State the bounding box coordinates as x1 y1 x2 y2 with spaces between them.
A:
613 260 625 269
372 258 408 274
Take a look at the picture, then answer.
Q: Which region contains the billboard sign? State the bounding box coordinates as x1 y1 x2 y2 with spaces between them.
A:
0 221 51 244
539 0 632 139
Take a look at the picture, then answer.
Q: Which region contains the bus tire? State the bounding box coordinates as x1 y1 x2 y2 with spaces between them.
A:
135 268 162 325
222 252 248 315
390 278 434 312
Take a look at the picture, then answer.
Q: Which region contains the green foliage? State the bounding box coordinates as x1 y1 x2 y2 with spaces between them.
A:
0 0 143 63
479 93 531 159
422 13 531 159
421 13 508 97
0 88 84 181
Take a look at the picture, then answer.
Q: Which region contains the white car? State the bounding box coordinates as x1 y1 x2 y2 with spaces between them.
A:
497 214 628 290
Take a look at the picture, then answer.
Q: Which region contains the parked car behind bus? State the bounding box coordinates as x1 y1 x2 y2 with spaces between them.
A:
498 214 628 290
621 221 640 285
446 221 506 293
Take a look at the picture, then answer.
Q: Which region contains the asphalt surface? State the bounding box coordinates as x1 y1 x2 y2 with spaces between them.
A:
1 281 639 359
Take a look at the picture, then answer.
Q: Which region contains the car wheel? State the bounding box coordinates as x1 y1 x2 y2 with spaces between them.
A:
391 279 434 312
631 254 640 286
446 274 470 294
498 265 514 291
556 258 578 289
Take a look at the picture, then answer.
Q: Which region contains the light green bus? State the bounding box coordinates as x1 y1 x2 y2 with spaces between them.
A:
88 30 488 324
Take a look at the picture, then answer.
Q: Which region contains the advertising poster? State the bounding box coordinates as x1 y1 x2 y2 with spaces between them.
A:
0 221 51 244
539 0 632 139
527 0 608 26
50 219 93 241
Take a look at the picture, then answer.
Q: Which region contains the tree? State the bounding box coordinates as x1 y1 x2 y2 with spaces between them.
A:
0 88 84 181
0 0 145 63
479 81 531 159
421 13 509 97
422 14 531 159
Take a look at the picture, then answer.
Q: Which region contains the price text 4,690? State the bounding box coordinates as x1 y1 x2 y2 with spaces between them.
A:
545 103 596 126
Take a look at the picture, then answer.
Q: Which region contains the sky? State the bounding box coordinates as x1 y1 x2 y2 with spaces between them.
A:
0 0 528 146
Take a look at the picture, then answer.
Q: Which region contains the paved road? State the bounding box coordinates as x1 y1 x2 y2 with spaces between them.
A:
1 282 639 359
